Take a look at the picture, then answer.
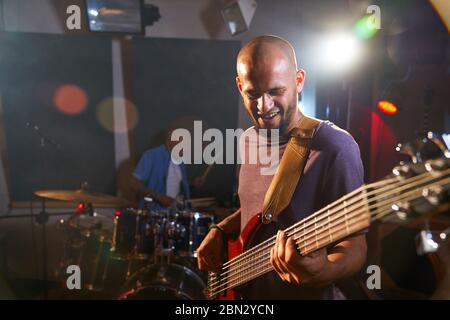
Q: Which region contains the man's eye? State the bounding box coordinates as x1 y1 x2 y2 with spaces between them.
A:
269 89 284 96
246 93 259 100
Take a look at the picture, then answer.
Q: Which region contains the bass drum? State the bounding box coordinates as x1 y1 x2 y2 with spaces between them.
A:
117 262 206 300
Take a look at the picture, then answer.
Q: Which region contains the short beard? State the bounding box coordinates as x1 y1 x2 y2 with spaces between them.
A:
279 100 301 137
280 90 300 136
252 93 299 136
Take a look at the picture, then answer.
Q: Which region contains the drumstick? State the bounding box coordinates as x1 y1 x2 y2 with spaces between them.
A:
200 149 223 180
201 163 213 179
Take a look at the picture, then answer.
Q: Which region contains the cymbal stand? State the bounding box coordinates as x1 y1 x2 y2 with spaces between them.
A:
35 198 49 299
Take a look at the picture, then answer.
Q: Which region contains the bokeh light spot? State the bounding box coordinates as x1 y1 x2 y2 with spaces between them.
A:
53 84 88 115
353 16 379 40
96 97 139 133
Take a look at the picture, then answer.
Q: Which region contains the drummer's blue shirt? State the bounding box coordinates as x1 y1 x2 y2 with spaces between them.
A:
133 145 190 206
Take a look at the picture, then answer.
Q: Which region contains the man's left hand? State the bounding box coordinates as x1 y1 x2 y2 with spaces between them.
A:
270 230 328 286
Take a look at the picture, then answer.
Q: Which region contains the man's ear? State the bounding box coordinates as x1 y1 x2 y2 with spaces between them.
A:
295 69 306 93
236 76 243 93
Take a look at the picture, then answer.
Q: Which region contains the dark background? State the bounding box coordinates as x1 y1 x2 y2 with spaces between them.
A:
131 37 241 202
0 32 116 201
0 33 241 203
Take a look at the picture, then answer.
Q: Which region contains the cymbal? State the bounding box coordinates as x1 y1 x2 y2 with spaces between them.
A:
35 189 128 206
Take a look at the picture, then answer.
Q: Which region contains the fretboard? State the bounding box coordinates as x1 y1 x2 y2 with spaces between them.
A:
206 166 450 298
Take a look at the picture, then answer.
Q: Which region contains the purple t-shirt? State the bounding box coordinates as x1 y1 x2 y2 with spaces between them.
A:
238 120 364 299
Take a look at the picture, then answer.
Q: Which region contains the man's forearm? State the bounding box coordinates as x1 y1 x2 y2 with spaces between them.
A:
131 176 149 196
308 234 367 287
217 208 241 238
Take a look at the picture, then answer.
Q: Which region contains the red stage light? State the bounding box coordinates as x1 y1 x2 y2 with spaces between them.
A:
377 100 398 115
114 210 122 216
75 203 85 214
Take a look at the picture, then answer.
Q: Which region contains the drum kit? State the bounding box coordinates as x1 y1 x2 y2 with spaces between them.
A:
35 185 215 300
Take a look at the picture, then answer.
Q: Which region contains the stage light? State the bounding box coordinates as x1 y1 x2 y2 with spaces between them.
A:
377 100 399 115
321 33 361 72
221 0 257 36
377 85 402 116
88 9 99 17
75 203 86 214
85 0 160 34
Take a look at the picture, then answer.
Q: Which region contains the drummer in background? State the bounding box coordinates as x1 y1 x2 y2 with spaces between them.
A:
130 128 205 208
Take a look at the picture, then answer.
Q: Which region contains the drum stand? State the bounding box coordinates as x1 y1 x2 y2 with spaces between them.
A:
153 245 175 286
153 215 176 268
35 199 49 299
154 247 174 265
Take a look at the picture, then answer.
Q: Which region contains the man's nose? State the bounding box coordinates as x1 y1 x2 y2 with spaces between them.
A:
257 93 274 113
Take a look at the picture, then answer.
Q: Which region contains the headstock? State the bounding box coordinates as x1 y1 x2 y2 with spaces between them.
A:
396 132 450 164
385 132 450 255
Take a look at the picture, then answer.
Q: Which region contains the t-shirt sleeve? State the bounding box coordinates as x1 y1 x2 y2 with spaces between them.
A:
323 142 364 204
133 150 153 183
322 140 367 237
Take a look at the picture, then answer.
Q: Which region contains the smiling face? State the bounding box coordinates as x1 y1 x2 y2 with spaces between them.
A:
236 36 305 136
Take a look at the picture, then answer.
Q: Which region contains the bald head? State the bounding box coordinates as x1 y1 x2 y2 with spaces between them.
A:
237 36 298 77
235 35 304 135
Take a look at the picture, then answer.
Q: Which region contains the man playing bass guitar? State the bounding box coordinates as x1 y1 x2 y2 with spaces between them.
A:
197 35 367 299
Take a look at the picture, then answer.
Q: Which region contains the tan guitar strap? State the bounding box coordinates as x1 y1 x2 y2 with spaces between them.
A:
261 115 321 224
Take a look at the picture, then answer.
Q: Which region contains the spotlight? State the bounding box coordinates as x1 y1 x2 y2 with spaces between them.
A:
221 0 257 36
377 100 399 115
320 33 361 72
142 4 161 27
85 0 160 34
377 85 402 115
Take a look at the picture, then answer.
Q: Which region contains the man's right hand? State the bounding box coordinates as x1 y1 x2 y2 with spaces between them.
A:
131 176 175 208
155 194 175 207
197 228 226 272
148 191 174 208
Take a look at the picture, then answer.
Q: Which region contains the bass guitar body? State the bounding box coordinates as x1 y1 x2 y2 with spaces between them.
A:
214 213 262 300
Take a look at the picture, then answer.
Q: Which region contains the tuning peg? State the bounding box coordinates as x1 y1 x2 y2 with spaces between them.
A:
439 227 450 241
396 142 422 163
423 159 447 171
390 202 411 221
422 185 444 206
428 158 450 170
426 132 450 159
392 164 412 177
396 133 450 163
